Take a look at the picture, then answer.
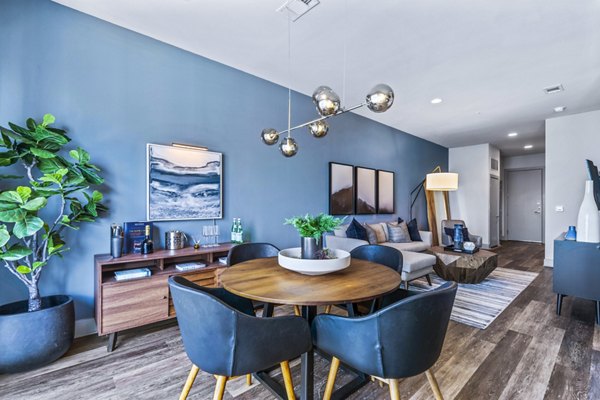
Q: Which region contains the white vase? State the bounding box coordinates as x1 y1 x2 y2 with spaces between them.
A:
576 180 600 243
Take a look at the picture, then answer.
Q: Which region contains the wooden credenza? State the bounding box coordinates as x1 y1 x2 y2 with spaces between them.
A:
94 243 233 351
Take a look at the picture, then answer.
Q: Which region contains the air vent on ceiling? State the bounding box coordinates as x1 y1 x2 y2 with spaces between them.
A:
277 0 321 21
543 84 564 94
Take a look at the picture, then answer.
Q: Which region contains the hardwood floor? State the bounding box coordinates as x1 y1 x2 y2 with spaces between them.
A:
0 241 597 400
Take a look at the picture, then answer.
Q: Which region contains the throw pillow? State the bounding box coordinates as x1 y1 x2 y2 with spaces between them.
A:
346 218 368 241
333 224 349 238
444 227 471 242
387 221 412 243
364 224 379 244
367 223 387 243
406 219 422 241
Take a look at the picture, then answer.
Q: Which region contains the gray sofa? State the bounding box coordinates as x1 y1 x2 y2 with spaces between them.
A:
325 222 436 287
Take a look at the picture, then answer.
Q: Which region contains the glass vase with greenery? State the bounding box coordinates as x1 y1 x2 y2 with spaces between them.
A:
0 114 107 312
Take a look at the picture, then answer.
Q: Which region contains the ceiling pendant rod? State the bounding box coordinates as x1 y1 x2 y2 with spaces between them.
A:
277 102 367 136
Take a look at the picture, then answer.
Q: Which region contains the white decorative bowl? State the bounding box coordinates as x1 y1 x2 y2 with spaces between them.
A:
278 248 351 275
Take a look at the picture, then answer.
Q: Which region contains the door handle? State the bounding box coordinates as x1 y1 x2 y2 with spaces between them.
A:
533 210 541 214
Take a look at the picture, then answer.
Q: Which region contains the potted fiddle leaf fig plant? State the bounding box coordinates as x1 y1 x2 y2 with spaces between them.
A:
285 213 345 259
0 113 107 373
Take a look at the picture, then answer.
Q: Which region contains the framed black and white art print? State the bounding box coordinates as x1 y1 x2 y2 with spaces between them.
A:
377 170 395 214
329 162 355 215
355 166 377 214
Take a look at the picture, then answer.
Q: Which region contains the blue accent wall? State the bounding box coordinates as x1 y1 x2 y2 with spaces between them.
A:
0 0 447 322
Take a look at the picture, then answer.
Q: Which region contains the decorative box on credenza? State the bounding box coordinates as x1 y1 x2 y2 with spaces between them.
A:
94 243 234 352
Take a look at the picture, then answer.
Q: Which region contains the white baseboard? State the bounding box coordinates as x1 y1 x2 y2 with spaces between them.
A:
75 318 97 338
544 258 554 267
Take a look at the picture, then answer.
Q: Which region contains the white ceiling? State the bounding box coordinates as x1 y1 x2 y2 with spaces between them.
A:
53 0 600 156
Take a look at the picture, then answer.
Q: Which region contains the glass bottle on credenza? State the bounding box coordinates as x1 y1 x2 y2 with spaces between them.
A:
141 225 154 254
237 219 244 244
231 219 237 243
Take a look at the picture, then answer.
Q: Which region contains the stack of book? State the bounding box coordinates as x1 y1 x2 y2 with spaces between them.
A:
114 268 152 281
175 262 207 271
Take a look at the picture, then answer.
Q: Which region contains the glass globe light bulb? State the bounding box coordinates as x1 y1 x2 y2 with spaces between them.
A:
279 137 298 157
366 84 394 113
312 86 341 116
261 128 280 145
308 120 329 138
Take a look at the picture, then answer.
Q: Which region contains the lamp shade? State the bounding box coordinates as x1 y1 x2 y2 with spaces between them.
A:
426 172 459 191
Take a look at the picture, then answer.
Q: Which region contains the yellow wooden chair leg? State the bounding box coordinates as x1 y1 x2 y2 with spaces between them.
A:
323 356 340 400
294 305 301 316
246 374 252 386
280 361 296 400
425 369 444 400
389 378 401 400
324 305 332 314
179 364 200 400
213 375 228 400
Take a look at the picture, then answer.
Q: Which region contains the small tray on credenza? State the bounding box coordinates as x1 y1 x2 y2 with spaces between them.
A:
443 245 480 255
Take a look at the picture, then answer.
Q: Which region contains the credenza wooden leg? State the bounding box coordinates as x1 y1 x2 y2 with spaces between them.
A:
107 332 118 352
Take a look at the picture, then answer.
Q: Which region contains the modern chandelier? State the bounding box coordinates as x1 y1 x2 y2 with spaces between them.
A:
261 0 395 157
261 84 395 157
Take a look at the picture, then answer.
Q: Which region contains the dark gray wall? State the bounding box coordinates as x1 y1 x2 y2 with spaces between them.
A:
0 0 447 321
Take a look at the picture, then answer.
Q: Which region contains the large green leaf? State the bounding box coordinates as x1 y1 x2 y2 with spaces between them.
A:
42 114 55 127
0 191 23 204
13 215 44 238
21 197 47 211
92 190 103 202
77 147 90 164
0 226 10 247
16 186 31 202
0 202 19 211
26 118 37 130
7 123 35 140
0 126 34 145
16 265 32 274
0 208 25 223
0 150 18 166
76 165 103 185
37 157 67 174
0 245 32 261
30 147 56 159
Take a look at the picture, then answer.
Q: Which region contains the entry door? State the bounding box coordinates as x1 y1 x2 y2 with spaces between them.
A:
506 169 543 242
490 176 500 247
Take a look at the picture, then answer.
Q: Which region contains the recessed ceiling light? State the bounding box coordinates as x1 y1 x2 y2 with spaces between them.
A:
554 106 567 113
508 132 518 137
431 98 443 104
524 145 533 149
543 84 564 94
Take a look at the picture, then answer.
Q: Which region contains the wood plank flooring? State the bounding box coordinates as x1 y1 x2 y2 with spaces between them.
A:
0 241 598 400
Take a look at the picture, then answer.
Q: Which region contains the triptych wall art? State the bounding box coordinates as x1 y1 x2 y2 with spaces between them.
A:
329 162 395 215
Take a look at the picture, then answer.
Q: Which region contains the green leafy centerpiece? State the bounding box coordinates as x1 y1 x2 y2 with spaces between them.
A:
284 213 344 259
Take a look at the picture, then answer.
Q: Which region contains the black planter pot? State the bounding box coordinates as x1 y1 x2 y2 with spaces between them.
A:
0 295 74 373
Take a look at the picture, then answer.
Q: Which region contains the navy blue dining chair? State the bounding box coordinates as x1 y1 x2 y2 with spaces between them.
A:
169 276 312 400
313 281 457 400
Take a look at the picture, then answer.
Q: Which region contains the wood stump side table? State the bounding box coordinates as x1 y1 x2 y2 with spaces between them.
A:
428 246 498 284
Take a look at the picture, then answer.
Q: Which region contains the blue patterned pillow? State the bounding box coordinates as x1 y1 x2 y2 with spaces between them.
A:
387 222 412 243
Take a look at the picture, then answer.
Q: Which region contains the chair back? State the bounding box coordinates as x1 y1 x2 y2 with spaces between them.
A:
169 276 243 376
441 219 466 246
377 282 457 378
227 242 280 266
350 244 403 273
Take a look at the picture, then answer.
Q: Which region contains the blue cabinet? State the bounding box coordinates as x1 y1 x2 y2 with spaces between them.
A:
553 235 600 324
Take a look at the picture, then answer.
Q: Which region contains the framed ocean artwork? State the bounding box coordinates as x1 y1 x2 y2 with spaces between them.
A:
146 143 222 221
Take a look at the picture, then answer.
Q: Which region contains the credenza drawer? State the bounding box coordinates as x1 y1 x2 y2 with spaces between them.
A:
100 276 169 334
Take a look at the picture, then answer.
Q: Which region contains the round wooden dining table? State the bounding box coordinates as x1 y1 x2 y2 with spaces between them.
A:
221 256 401 400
